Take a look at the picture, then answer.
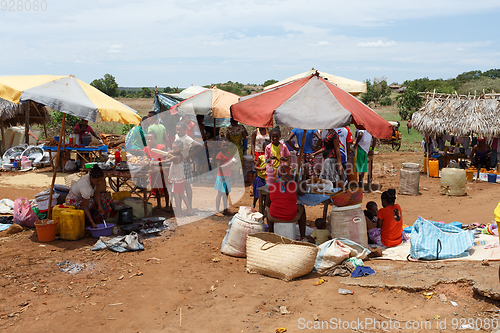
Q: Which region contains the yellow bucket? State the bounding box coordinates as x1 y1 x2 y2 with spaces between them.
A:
52 205 75 235
465 170 474 182
60 209 85 240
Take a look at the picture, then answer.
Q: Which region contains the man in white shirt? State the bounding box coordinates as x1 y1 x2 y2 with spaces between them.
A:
354 129 374 190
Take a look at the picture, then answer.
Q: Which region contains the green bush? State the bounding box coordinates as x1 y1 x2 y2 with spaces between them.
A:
379 96 393 106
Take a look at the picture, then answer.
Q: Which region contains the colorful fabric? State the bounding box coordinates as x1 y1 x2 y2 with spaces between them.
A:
335 127 352 163
65 191 112 221
303 153 317 177
271 143 281 169
378 204 403 247
214 175 231 194
322 130 340 159
216 151 232 177
264 142 290 169
269 181 298 221
356 146 368 173
252 175 266 199
330 188 363 207
125 126 146 151
256 155 267 179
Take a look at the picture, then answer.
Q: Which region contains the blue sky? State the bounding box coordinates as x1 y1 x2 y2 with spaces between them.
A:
1 0 499 88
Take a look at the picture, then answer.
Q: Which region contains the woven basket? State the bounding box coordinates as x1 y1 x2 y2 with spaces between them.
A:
64 173 81 188
246 232 319 281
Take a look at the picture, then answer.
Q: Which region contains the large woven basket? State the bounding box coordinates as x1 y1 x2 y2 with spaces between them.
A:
246 233 319 281
330 188 363 207
64 173 81 187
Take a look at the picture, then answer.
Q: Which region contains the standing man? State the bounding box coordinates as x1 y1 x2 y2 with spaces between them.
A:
147 110 169 148
286 128 321 178
354 129 374 191
335 127 353 172
174 121 204 207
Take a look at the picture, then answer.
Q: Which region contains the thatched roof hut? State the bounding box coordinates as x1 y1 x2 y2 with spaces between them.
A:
0 98 50 127
412 92 500 138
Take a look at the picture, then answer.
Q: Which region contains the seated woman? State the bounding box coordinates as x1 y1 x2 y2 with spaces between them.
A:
265 165 307 240
367 189 406 247
65 165 112 229
471 138 492 170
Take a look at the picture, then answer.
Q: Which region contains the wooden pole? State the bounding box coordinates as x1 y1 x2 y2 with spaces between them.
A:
25 102 30 145
426 136 430 178
47 113 66 220
296 131 307 179
0 118 4 155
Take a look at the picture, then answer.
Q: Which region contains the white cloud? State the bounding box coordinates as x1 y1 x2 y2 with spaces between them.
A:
358 40 397 48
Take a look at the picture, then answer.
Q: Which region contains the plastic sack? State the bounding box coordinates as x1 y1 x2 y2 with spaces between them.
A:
13 197 39 227
65 160 77 171
221 208 264 257
410 216 475 260
314 238 370 274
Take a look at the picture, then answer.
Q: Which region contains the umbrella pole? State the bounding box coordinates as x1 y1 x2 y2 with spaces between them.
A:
25 102 30 145
296 132 307 179
0 118 4 155
426 138 429 178
47 113 66 219
214 118 217 139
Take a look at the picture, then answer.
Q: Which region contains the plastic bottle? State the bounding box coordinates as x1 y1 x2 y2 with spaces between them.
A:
69 134 74 145
338 288 354 295
115 148 121 166
121 148 127 163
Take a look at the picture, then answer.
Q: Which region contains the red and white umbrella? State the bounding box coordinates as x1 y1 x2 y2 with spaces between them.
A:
231 72 392 139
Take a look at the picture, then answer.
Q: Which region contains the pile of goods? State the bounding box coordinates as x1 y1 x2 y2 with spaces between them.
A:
128 155 148 164
305 177 335 194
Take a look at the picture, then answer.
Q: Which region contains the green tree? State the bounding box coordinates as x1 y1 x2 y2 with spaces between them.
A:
90 74 119 97
456 70 482 83
395 87 423 120
138 87 152 98
263 79 278 87
482 69 500 79
49 111 80 136
458 77 500 95
163 87 174 93
360 78 391 106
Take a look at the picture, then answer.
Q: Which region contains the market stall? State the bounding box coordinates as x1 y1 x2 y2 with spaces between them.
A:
412 92 500 176
0 75 141 219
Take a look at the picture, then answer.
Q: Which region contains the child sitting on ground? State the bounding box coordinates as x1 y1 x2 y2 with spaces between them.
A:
252 140 270 208
307 218 331 245
163 140 193 216
367 189 406 247
364 201 378 229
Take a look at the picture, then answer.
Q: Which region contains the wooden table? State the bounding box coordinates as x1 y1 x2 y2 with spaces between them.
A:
43 145 108 172
257 185 332 221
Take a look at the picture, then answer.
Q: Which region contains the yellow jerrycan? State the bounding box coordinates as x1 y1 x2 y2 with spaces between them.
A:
52 205 75 235
60 209 85 240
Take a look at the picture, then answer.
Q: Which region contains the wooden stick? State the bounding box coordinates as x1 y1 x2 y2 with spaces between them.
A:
179 307 182 328
0 117 4 155
296 130 307 178
25 102 30 145
47 113 66 220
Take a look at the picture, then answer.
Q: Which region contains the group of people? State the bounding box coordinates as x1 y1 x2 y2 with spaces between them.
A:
423 134 499 171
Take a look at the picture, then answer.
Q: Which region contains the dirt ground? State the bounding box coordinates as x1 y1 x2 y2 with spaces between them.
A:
1 150 500 333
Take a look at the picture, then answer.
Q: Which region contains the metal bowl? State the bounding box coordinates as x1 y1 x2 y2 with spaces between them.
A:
3 146 26 160
21 146 44 163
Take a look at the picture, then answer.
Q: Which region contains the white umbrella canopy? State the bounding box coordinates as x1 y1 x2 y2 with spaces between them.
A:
264 68 367 96
0 75 140 124
164 85 208 100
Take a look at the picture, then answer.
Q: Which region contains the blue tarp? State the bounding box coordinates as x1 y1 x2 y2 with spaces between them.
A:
42 145 108 152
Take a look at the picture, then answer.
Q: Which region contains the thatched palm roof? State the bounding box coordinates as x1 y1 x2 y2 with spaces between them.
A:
412 92 500 138
0 98 50 127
